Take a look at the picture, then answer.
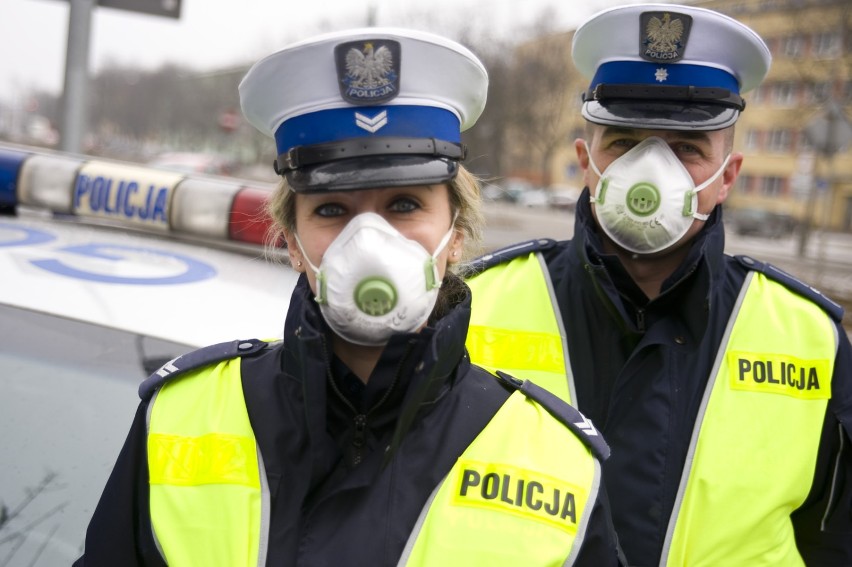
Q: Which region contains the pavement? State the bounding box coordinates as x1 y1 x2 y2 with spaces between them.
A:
481 201 852 334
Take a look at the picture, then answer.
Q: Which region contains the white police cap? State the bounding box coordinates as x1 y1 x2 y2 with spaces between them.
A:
572 3 771 131
239 28 488 192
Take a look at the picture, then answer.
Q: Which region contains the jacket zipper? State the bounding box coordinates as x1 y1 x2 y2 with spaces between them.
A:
323 337 414 466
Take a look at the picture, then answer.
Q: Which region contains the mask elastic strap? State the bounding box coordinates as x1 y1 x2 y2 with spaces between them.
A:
690 153 732 221
583 141 606 204
424 212 459 290
292 232 328 304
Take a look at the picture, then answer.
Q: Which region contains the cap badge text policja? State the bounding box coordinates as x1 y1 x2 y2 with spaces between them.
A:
335 39 401 104
640 12 692 63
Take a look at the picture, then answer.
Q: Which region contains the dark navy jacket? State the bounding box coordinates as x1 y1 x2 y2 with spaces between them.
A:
522 190 852 566
74 276 621 566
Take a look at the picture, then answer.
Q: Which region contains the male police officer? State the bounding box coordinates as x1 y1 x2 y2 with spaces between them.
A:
466 3 852 565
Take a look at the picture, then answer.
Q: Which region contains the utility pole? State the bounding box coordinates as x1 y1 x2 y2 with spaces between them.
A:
60 0 95 154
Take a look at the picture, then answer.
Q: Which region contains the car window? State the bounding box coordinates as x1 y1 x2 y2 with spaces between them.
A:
0 304 192 566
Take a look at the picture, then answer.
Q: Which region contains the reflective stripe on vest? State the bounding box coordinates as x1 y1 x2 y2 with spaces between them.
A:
398 390 600 566
467 252 575 403
661 271 836 566
146 358 270 567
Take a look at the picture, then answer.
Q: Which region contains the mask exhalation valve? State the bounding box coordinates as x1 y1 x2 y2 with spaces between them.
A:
355 277 398 316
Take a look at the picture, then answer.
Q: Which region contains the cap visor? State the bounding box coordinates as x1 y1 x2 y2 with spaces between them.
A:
285 155 459 192
582 101 740 131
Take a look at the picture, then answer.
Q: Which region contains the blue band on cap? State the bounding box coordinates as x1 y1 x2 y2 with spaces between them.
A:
590 61 739 93
274 105 461 155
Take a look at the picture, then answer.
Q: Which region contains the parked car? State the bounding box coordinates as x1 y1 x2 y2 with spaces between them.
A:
148 151 236 176
481 177 538 204
547 185 582 211
517 187 550 208
0 142 298 566
728 207 799 239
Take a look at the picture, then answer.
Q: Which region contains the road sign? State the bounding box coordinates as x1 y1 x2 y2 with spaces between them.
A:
52 0 182 19
804 101 852 157
98 0 181 19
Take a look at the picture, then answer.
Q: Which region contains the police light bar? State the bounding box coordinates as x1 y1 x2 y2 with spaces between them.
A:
0 142 279 249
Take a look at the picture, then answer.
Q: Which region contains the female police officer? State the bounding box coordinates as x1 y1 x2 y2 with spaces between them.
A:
74 28 622 566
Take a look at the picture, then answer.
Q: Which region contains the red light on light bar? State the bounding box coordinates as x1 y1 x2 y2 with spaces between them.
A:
229 186 277 245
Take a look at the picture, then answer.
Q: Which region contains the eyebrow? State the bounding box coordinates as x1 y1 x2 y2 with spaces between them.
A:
600 127 712 143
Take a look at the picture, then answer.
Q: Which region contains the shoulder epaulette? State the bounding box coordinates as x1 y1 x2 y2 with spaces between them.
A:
495 371 610 461
734 255 844 323
138 338 270 401
465 238 556 274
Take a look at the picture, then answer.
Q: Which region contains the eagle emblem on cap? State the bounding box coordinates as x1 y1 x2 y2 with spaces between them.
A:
335 39 401 105
640 12 692 63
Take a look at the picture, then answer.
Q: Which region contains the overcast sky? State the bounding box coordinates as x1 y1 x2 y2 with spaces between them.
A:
1 0 660 104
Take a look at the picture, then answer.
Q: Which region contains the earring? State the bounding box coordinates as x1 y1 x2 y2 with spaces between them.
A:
452 251 458 257
297 260 303 268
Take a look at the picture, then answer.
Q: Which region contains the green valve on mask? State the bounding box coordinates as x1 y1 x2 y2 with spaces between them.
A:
355 277 398 316
626 183 661 216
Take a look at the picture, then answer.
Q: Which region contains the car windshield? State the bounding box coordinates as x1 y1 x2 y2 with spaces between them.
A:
0 304 191 566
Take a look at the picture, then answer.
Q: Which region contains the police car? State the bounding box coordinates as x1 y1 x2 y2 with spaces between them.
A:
0 142 298 565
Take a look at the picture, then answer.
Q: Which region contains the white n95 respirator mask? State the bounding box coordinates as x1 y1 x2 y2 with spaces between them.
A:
587 136 730 255
294 212 455 346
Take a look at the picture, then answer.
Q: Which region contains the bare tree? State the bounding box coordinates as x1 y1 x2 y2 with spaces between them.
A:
502 21 579 186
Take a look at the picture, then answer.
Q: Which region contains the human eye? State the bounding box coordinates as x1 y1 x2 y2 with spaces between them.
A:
314 202 347 217
612 137 637 148
672 141 707 162
388 196 420 213
605 137 638 156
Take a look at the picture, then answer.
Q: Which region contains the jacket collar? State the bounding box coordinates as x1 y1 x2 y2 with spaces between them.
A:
281 275 473 461
571 188 728 339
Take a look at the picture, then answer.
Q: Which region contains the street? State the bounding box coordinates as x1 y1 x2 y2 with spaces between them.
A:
481 201 852 334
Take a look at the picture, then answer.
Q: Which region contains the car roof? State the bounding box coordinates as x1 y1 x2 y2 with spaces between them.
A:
0 142 298 347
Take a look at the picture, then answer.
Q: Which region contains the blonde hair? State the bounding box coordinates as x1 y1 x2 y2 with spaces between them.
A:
265 165 485 268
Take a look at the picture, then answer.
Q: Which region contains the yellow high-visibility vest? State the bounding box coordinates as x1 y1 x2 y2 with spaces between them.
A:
146 358 603 566
147 356 269 567
467 257 837 566
662 271 835 566
467 252 574 403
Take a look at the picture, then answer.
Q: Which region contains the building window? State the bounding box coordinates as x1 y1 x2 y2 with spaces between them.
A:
812 82 832 102
772 82 797 106
802 83 821 104
783 34 805 58
737 174 755 194
798 130 814 151
812 31 841 58
761 177 785 197
768 129 792 152
745 129 762 150
842 81 852 102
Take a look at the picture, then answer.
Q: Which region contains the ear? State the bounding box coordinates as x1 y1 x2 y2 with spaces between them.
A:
717 152 743 204
574 138 590 171
283 229 305 272
575 137 598 190
447 228 465 265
